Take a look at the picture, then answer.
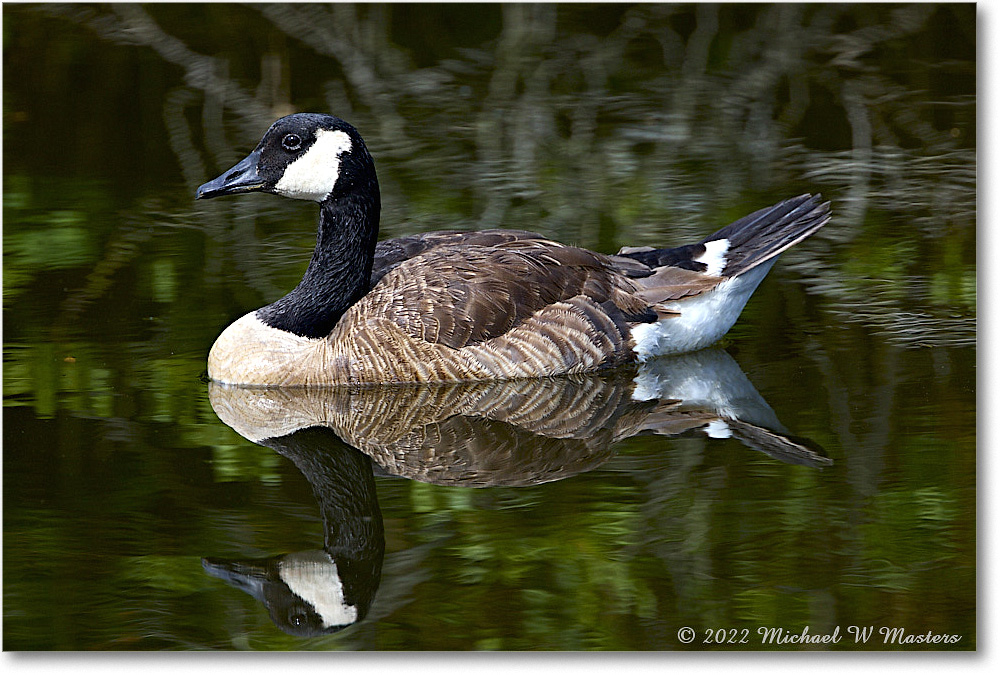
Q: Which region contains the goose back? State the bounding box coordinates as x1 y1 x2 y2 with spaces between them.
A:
327 237 661 383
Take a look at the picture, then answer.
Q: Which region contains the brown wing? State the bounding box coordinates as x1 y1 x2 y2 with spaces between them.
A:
361 239 654 350
631 264 724 313
372 228 655 285
371 229 547 285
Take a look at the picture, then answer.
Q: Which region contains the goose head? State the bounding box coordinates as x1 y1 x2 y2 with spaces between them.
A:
197 113 381 343
196 113 376 204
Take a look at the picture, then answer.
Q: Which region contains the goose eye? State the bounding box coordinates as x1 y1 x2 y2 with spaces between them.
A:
281 134 303 151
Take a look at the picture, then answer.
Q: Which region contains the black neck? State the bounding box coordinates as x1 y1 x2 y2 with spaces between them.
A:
256 186 380 339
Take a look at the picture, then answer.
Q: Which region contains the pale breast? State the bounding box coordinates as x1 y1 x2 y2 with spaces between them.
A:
208 312 346 386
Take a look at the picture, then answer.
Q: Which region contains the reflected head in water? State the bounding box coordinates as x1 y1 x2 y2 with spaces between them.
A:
203 551 361 637
203 427 384 637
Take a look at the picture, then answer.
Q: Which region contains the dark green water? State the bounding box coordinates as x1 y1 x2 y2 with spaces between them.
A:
3 4 975 650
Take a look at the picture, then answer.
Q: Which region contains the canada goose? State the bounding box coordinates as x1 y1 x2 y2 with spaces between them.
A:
197 113 830 386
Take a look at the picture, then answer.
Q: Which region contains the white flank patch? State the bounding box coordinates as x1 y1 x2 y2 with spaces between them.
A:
631 258 776 359
695 238 730 276
278 551 358 628
274 128 353 202
704 419 732 439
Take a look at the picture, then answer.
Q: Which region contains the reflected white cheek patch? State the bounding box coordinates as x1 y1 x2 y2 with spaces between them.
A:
279 551 358 628
274 129 353 201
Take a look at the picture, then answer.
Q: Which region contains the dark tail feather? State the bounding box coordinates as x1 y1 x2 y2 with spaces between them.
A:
619 194 831 278
726 419 833 468
701 193 831 277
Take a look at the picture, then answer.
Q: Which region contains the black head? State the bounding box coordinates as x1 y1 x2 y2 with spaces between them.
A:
196 113 376 203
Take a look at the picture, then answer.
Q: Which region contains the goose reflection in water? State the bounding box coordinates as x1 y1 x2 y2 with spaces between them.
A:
203 348 828 636
202 427 383 637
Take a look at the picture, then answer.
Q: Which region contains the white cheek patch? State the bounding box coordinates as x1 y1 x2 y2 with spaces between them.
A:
278 551 358 628
274 129 353 202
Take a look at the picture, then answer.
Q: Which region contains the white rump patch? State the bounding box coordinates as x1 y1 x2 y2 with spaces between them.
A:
704 419 732 439
278 551 358 628
630 259 776 358
274 129 353 202
696 238 730 276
